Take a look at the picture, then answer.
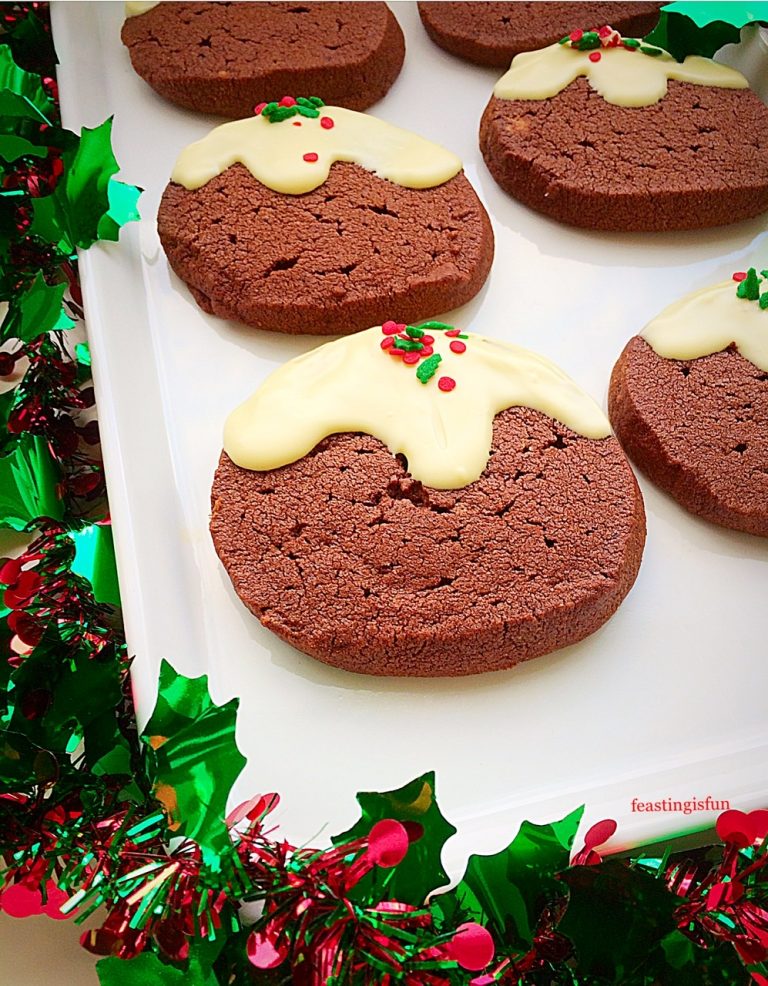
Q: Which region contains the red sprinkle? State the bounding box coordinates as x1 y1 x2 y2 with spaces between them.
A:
421 334 435 345
320 116 335 130
419 346 434 358
569 29 583 42
279 96 297 107
445 328 461 337
438 376 456 392
403 352 421 365
589 51 602 62
382 320 403 335
292 121 302 126
380 337 395 350
597 25 612 38
303 152 319 163
449 340 467 354
733 271 748 282
388 347 404 358
254 102 267 115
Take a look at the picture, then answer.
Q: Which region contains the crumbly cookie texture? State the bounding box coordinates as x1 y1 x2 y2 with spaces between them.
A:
158 162 493 335
479 79 768 231
121 2 405 116
609 337 768 537
211 406 645 676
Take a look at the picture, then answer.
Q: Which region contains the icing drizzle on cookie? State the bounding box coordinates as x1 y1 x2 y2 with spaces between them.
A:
224 324 611 490
171 105 463 195
493 31 748 107
642 272 768 373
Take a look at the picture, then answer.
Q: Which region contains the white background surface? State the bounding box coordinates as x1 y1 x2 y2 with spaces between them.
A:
3 4 768 981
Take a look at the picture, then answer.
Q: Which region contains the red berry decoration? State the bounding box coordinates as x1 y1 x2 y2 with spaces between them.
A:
448 923 495 972
367 818 410 868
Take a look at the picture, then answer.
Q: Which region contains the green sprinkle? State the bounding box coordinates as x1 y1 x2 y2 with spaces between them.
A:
393 337 423 352
308 96 325 107
558 35 569 45
296 97 315 107
760 270 768 279
264 102 278 115
622 38 641 48
416 353 442 384
405 325 424 338
640 45 663 56
737 267 761 301
760 292 768 310
575 32 600 50
297 105 320 118
268 105 298 123
417 321 454 332
457 334 469 340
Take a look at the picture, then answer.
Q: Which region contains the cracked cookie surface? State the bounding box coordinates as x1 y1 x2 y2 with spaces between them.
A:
210 406 645 676
158 161 494 335
479 80 768 231
418 2 661 67
609 337 768 536
121 1 405 116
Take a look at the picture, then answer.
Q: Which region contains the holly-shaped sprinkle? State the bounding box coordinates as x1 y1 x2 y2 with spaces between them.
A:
254 95 324 123
733 267 768 309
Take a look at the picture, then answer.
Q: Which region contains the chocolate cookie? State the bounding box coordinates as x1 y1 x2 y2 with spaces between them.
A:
211 323 645 676
158 103 493 335
480 32 768 231
418 2 661 67
121 2 405 117
609 272 768 537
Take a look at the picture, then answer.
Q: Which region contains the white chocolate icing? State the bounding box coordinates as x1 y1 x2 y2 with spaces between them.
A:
493 42 748 107
642 278 768 373
125 2 159 16
171 107 463 195
224 326 611 490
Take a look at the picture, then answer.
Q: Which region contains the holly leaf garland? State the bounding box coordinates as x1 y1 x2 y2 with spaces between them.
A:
0 432 63 529
332 771 457 905
433 807 584 952
1 271 74 344
644 2 768 60
141 661 246 855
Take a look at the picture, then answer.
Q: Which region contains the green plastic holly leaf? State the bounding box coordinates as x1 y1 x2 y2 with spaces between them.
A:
0 45 53 118
96 951 218 986
97 179 142 243
71 523 121 607
61 118 122 249
0 90 50 162
557 857 678 980
0 433 63 529
432 807 583 950
141 660 246 854
645 2 768 60
1 272 74 344
332 771 457 905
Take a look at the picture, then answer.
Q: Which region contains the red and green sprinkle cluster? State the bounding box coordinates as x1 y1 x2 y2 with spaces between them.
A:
733 268 768 309
380 320 469 392
558 25 663 62
253 95 324 122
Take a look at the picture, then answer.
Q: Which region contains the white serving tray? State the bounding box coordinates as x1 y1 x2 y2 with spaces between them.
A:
52 1 768 875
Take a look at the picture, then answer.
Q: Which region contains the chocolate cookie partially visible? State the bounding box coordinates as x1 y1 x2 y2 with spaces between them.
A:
121 2 405 117
609 270 768 537
479 30 768 231
418 2 661 67
211 322 646 676
158 101 493 335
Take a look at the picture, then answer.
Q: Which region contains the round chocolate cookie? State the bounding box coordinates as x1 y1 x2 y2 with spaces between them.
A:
211 409 645 676
609 338 768 537
418 2 661 68
121 2 405 117
158 160 493 335
480 49 768 231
